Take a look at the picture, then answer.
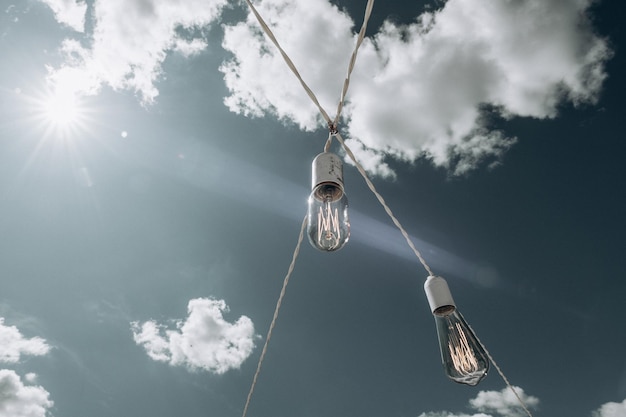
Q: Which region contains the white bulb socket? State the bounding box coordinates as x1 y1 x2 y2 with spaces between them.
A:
312 152 344 192
424 275 456 316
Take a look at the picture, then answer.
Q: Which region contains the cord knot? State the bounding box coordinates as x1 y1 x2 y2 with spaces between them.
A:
328 122 338 136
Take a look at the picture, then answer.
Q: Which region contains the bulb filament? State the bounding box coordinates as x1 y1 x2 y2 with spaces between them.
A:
317 198 341 249
448 322 479 374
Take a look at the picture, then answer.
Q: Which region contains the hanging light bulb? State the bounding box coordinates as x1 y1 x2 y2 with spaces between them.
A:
307 152 350 251
424 275 489 386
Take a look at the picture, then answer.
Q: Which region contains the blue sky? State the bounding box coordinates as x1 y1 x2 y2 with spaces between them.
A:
1 0 625 416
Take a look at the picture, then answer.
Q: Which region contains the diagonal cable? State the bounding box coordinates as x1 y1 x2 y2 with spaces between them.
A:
241 216 307 417
471 325 535 417
240 1 532 416
333 0 375 128
333 132 435 276
337 131 533 417
243 0 333 126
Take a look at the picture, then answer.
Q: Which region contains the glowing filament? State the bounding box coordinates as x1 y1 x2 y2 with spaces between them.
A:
317 200 341 249
448 322 479 374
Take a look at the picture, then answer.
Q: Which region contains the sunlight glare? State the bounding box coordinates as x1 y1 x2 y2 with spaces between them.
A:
43 89 80 127
33 66 99 139
32 80 92 140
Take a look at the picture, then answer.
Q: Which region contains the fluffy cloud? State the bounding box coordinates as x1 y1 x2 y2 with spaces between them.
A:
41 0 611 174
0 370 53 417
44 0 228 102
221 0 356 130
592 399 626 417
222 0 611 175
0 318 50 363
418 386 538 417
420 392 626 417
470 387 539 417
419 414 490 417
0 320 52 416
131 298 256 374
38 0 87 32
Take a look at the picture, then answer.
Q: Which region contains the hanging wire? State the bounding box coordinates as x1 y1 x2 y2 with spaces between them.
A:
241 216 307 417
242 0 333 126
242 0 375 132
324 130 334 152
333 0 375 127
333 133 435 275
470 324 535 417
240 1 533 416
335 132 533 417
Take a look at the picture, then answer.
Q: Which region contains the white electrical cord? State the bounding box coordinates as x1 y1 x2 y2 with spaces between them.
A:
242 0 333 127
333 132 435 276
239 1 533 416
333 0 375 128
241 216 307 417
337 131 533 417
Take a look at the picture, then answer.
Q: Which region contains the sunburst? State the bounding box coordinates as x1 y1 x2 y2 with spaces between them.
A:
15 76 99 183
42 90 80 127
35 86 90 139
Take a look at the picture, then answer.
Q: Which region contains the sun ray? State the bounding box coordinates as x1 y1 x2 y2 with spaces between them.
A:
34 85 91 140
43 89 80 127
8 74 102 188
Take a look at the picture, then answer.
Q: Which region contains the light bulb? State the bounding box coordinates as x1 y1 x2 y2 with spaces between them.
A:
307 152 350 251
424 275 489 386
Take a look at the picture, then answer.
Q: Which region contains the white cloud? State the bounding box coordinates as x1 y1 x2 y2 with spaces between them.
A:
222 0 611 175
0 318 50 363
173 38 210 58
131 298 256 374
42 0 611 174
23 373 38 384
38 0 87 32
220 0 357 131
470 387 539 417
45 0 228 102
592 399 626 417
418 386 538 417
0 369 53 417
419 413 490 417
420 392 626 417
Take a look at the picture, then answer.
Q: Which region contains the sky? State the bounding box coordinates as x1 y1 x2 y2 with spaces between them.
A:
0 0 625 416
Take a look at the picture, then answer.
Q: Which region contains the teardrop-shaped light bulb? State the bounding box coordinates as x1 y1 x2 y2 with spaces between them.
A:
424 276 489 386
307 152 350 251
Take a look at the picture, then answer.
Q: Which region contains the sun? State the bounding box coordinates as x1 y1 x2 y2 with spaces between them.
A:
32 83 91 139
44 92 79 125
42 90 80 128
